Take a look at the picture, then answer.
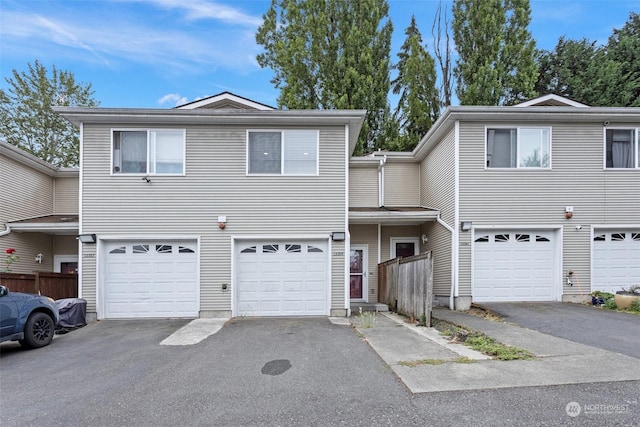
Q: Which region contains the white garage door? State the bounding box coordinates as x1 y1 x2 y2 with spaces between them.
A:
473 231 556 302
236 241 328 316
104 240 198 318
593 230 640 294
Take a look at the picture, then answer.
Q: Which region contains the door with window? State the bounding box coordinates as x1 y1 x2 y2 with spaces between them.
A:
390 238 419 259
350 246 368 301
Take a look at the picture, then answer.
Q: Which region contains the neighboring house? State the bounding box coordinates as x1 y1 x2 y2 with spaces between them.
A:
44 92 640 320
0 141 79 274
350 94 640 309
54 92 365 320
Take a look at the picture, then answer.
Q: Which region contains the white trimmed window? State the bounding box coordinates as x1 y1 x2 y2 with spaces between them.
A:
605 128 639 169
486 127 551 168
247 130 318 175
112 130 185 175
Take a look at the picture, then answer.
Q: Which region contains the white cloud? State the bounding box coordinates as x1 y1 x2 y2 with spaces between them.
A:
135 0 263 26
158 93 188 106
0 7 263 74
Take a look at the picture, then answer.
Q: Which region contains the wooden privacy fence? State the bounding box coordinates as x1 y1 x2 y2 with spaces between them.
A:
0 272 78 300
378 251 433 326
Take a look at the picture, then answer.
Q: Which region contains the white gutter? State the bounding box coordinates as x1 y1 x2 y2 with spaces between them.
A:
436 215 456 310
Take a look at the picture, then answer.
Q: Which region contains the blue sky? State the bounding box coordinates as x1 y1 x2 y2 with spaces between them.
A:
0 0 637 109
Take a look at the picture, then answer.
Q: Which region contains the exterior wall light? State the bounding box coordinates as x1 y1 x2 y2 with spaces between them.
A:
331 232 346 241
77 233 97 243
460 221 472 232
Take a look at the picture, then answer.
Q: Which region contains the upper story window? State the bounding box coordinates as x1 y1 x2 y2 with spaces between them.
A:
605 129 639 169
112 129 185 175
486 127 551 169
247 130 318 175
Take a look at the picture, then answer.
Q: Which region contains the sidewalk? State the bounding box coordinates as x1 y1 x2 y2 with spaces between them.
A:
353 308 640 393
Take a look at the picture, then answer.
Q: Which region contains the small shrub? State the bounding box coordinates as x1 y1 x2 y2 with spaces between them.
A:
629 299 640 312
417 312 427 327
604 298 617 310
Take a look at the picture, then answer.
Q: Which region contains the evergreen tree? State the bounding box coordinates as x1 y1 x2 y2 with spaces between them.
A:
605 12 640 106
391 16 440 151
535 37 602 104
0 61 98 167
452 0 537 105
256 0 393 154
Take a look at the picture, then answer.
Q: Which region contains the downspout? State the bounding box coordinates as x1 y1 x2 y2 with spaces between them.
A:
377 154 387 207
0 225 12 236
344 124 351 317
436 215 456 310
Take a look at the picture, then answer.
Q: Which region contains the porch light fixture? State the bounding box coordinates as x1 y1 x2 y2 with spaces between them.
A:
460 221 472 232
77 233 97 244
331 232 346 241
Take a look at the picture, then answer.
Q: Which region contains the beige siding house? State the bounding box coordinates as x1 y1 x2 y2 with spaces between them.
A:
56 93 364 320
8 92 632 320
352 94 640 310
0 141 79 274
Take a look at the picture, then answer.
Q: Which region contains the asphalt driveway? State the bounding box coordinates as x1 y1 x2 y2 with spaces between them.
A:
0 318 421 426
480 302 640 358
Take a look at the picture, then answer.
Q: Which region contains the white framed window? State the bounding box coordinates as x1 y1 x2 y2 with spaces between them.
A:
605 128 639 169
390 237 420 259
247 130 318 175
112 129 185 175
486 127 551 169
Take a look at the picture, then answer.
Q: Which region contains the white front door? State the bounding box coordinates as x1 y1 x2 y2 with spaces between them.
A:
473 230 557 302
235 240 329 316
103 240 198 318
593 230 640 294
350 245 368 301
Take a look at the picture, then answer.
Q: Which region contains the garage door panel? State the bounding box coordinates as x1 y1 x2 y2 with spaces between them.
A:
474 231 556 302
104 240 198 319
236 241 328 316
593 231 640 294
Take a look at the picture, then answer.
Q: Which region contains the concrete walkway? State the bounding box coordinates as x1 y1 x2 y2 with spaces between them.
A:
353 309 640 394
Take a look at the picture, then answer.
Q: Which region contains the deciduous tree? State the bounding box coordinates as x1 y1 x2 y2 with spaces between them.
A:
0 61 98 167
452 0 537 105
256 0 393 154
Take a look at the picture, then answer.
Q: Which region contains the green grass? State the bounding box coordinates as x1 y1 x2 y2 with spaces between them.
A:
398 358 446 367
432 319 534 361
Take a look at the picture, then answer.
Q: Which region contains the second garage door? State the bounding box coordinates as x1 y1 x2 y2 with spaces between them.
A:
236 240 329 316
473 230 556 302
593 230 640 294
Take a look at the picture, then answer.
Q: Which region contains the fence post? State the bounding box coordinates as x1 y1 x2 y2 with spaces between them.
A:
34 272 41 295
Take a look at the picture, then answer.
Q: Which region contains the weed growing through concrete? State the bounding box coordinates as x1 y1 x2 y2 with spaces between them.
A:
358 307 376 328
432 319 533 361
398 359 446 367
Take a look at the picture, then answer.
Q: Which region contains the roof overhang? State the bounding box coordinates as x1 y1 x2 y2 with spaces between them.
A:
5 215 79 235
349 207 439 226
54 107 366 155
413 105 640 161
0 141 78 177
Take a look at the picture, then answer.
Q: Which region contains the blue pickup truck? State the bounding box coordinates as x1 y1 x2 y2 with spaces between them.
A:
0 285 59 348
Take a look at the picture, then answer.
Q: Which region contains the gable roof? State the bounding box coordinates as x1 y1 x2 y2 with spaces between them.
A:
176 91 275 110
514 94 589 108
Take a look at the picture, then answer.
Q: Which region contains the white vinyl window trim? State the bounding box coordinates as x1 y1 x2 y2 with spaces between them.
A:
246 130 319 175
604 128 639 169
485 127 551 169
112 129 186 175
